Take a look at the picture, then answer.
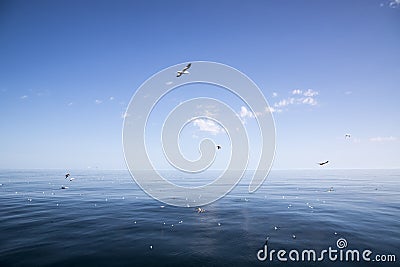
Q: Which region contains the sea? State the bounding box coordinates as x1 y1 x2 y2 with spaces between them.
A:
0 169 398 267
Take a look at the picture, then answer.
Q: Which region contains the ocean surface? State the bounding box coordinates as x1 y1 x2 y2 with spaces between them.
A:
0 169 399 267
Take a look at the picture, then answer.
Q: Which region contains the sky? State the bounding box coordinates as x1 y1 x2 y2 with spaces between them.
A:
0 0 399 170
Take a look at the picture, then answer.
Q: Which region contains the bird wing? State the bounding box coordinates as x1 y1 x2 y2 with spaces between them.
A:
182 63 191 72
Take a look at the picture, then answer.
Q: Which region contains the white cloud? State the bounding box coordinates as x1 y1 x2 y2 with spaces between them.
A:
95 99 103 104
273 89 319 109
20 95 28 99
389 0 400 8
369 136 397 142
109 96 115 101
272 92 278 98
303 89 318 97
302 97 317 105
193 119 224 135
239 106 255 119
121 112 130 119
265 106 280 113
292 89 302 95
239 106 265 123
275 98 294 107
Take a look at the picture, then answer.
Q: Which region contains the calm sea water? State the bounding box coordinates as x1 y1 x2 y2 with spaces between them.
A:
0 169 399 267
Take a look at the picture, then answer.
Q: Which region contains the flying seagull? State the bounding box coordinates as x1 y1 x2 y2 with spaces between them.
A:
216 145 221 150
65 173 70 179
176 63 191 77
318 161 329 166
345 134 351 139
196 207 205 213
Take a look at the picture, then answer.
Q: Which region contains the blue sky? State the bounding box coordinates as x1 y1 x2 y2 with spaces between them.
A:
1 0 399 170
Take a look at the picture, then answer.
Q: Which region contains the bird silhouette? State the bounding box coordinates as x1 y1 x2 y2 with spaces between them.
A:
176 63 191 77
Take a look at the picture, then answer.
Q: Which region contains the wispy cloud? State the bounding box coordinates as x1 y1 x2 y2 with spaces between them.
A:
389 0 400 8
193 118 224 135
275 98 294 108
95 99 103 104
273 89 319 111
292 89 302 95
265 106 279 113
303 89 318 97
109 96 115 101
380 0 400 8
239 106 255 119
20 95 28 99
121 112 130 119
67 102 73 106
369 136 397 142
302 97 317 105
238 106 270 123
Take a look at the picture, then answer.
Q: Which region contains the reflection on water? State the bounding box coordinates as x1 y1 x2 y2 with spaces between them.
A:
0 169 399 266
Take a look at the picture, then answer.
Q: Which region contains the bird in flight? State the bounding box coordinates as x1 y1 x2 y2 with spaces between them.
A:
65 173 70 179
345 134 351 139
176 63 191 77
318 161 329 166
216 145 222 150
